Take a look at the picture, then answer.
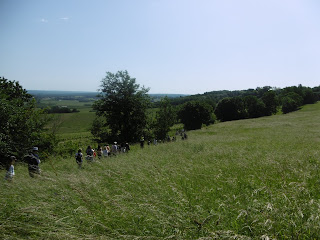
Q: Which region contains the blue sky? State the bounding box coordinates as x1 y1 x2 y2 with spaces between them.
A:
1 0 320 94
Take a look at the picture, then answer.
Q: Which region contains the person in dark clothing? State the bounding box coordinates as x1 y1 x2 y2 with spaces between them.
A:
28 147 41 177
85 146 94 162
140 138 144 148
75 148 83 168
120 142 126 153
125 143 130 153
96 146 102 159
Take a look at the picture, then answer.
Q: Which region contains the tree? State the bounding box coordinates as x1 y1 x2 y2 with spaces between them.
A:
178 101 214 130
153 97 176 140
303 88 317 104
90 116 109 141
214 97 246 122
256 86 272 98
281 92 303 114
261 90 278 116
281 85 317 105
92 71 151 143
0 77 54 167
243 95 266 118
47 106 79 113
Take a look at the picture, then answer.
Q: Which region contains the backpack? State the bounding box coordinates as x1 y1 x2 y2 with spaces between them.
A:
24 154 36 165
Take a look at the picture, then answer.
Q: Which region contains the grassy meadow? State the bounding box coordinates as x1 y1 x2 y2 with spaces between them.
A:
42 99 96 134
41 99 97 154
1 102 320 239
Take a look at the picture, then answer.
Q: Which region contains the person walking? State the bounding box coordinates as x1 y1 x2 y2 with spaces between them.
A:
85 146 94 162
121 142 126 153
111 142 118 156
125 142 130 153
103 145 109 158
28 147 41 177
140 137 144 148
75 148 83 169
97 146 102 159
106 144 111 156
4 156 16 181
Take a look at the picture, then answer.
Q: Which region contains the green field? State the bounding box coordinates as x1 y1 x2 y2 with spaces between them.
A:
49 110 95 133
38 99 94 109
1 102 320 239
42 100 160 155
44 100 157 134
41 99 96 133
41 100 97 152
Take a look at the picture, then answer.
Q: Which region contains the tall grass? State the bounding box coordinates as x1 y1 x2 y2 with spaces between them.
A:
1 103 320 239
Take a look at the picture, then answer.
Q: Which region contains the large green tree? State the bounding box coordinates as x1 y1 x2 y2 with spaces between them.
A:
261 90 279 116
178 101 214 130
92 71 151 143
281 92 303 114
243 95 266 118
0 77 54 166
214 97 246 122
153 97 176 140
281 85 317 105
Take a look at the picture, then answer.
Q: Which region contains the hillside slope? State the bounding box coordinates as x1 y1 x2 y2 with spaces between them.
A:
1 102 320 239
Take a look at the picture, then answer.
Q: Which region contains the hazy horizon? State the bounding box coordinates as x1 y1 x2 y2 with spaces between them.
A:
1 0 320 94
26 82 319 96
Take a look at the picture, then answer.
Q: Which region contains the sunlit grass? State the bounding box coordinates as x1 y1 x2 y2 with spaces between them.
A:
47 109 96 134
1 103 320 239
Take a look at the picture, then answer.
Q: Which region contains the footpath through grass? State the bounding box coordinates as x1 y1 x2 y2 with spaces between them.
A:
1 103 320 239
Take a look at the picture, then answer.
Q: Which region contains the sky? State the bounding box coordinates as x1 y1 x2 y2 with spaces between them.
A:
1 0 320 94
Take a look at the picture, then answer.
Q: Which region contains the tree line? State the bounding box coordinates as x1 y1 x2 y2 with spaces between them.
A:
1 73 319 167
167 85 320 108
91 71 319 143
214 85 318 121
46 106 80 114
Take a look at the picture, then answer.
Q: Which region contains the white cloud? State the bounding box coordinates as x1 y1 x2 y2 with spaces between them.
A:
40 18 48 23
60 17 69 21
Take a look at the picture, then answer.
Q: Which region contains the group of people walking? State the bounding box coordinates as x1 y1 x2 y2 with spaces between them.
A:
74 131 188 169
75 142 131 168
4 131 189 180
